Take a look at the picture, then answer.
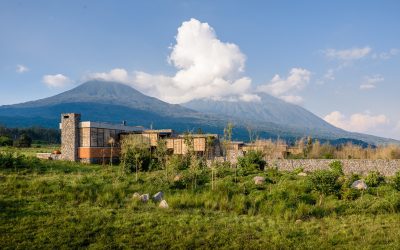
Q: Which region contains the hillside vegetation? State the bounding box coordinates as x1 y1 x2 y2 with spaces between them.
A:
1 151 400 249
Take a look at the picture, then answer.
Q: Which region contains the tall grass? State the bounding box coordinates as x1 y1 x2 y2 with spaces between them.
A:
1 152 400 248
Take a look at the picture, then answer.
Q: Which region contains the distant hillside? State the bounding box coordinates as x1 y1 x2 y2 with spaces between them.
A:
0 80 398 145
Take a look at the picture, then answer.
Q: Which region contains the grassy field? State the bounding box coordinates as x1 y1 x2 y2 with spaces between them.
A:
0 144 60 157
1 152 400 249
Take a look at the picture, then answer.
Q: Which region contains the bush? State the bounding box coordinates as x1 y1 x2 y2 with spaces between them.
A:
329 160 344 175
13 134 32 148
392 171 400 191
365 171 385 187
0 136 13 146
237 150 266 175
309 170 341 196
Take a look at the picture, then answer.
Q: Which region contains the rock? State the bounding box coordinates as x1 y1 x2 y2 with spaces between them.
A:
173 175 182 181
297 172 307 177
140 194 149 202
159 200 169 208
153 191 164 202
253 176 265 185
295 219 302 224
132 192 141 199
351 180 368 190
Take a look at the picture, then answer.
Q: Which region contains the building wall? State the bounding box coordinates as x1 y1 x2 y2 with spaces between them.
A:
60 113 80 161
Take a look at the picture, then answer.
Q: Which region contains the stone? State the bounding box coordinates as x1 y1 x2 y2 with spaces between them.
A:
297 172 307 176
351 180 368 190
153 191 164 202
173 175 182 182
295 219 302 224
140 194 149 202
253 176 265 185
159 200 169 208
132 192 141 199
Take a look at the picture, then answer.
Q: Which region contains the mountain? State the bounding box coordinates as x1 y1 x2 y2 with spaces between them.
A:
0 80 398 145
183 93 336 130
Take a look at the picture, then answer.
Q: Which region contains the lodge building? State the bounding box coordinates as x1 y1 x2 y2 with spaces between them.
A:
59 113 222 163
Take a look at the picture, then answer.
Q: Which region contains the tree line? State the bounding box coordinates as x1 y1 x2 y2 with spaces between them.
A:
0 126 60 147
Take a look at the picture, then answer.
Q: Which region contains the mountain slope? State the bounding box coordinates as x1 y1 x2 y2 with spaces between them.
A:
0 80 397 145
183 93 337 130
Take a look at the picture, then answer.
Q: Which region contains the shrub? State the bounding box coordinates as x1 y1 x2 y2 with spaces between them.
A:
392 171 400 191
13 134 32 148
309 170 341 196
329 160 344 175
237 150 266 175
365 171 385 187
0 136 13 146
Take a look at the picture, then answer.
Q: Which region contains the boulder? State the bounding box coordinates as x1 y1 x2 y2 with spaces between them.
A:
140 194 149 202
297 172 307 177
173 175 182 182
159 200 169 208
253 176 265 185
153 191 164 202
351 180 368 190
132 192 141 199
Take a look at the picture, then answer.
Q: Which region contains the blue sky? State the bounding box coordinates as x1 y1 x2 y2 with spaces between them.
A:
1 0 399 139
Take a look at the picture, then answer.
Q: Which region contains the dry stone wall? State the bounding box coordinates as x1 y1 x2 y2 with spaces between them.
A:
266 159 400 176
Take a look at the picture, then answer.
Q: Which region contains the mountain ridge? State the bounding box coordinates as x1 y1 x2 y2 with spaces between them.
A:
0 80 398 145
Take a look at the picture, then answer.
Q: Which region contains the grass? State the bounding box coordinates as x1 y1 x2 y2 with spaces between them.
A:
0 144 60 157
1 153 400 249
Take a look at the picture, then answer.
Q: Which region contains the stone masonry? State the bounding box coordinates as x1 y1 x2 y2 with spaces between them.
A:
60 113 80 161
267 159 400 176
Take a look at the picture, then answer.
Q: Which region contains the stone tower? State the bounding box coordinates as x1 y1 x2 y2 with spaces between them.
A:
60 113 81 161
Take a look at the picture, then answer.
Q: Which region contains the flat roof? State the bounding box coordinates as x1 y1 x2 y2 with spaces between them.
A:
79 121 145 132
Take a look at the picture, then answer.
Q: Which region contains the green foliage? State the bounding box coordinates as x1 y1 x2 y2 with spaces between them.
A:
329 160 344 175
393 171 400 191
309 170 341 196
0 136 12 146
13 133 32 148
1 152 400 249
237 150 266 175
365 171 385 187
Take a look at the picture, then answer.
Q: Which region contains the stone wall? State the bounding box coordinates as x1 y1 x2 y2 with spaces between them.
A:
266 159 400 176
60 113 80 161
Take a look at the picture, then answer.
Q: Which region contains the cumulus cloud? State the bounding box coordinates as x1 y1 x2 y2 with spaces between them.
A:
256 68 311 104
16 64 29 73
323 46 371 61
360 74 384 90
42 74 72 88
132 18 255 103
324 111 389 133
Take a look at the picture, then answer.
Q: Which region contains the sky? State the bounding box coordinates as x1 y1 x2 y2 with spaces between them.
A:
1 0 399 139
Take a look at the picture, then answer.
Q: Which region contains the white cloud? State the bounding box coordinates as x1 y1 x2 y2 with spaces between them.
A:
372 48 399 60
16 64 29 73
323 69 335 81
239 94 261 102
256 68 311 104
324 111 389 133
360 74 384 90
85 68 130 83
42 74 72 88
86 19 257 103
323 46 371 61
135 18 256 103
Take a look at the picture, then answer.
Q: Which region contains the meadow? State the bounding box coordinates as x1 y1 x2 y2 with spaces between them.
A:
1 150 400 249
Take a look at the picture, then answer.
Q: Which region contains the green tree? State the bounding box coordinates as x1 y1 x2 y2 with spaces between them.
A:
120 134 151 181
0 136 13 146
13 134 32 148
237 150 266 175
309 169 341 205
